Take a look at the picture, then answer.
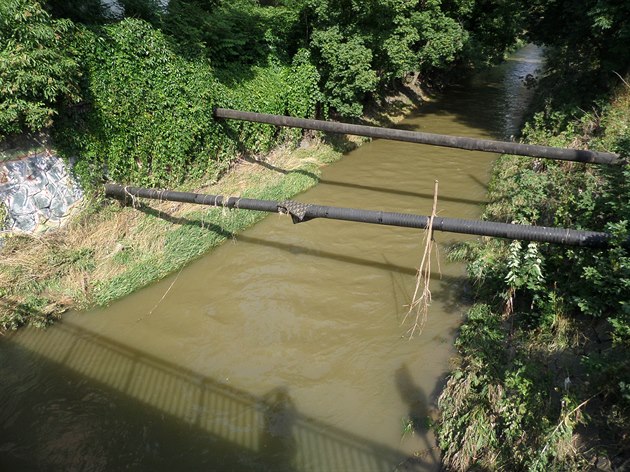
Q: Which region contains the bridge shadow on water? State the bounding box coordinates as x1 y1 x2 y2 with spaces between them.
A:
1 320 437 471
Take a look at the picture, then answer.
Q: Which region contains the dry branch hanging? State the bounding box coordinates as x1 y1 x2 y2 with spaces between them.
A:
404 180 441 338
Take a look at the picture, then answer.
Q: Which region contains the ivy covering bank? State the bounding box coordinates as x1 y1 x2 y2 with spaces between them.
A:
2 0 527 191
55 19 321 186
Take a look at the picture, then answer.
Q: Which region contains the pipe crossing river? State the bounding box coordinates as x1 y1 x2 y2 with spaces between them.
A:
106 184 619 248
214 108 623 165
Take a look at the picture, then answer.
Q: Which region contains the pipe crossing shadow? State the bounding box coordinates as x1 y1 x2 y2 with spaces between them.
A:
317 178 485 206
238 154 320 181
133 203 469 316
4 321 437 471
135 202 467 280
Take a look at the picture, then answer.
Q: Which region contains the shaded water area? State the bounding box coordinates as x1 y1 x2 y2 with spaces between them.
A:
0 46 542 471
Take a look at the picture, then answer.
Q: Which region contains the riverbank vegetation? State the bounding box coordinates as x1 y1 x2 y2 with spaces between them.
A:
0 0 525 330
0 141 344 329
437 1 630 468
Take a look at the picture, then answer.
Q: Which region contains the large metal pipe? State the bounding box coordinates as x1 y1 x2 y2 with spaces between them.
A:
105 184 620 248
213 108 623 165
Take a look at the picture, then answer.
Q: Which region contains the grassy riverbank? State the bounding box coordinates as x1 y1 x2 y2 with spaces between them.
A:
436 79 630 470
0 84 424 332
0 143 338 330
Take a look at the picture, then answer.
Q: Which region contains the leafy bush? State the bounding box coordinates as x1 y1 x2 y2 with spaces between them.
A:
526 0 630 85
56 20 220 186
46 0 113 24
0 0 79 138
55 18 322 188
438 81 630 470
310 26 378 117
154 0 301 64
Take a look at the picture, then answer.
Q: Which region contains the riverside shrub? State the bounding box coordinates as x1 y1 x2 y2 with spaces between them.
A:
55 19 321 188
438 82 630 470
0 0 79 138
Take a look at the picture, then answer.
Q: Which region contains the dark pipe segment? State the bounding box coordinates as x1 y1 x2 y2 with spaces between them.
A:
105 184 618 248
213 108 623 165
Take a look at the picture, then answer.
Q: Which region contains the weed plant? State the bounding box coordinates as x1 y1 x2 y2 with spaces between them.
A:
437 80 630 470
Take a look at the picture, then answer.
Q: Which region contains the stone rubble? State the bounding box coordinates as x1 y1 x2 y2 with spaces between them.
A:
0 153 83 237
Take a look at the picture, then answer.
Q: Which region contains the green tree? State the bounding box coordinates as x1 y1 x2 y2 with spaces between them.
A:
158 0 301 64
411 2 469 68
299 0 519 115
0 0 79 138
526 0 630 93
458 0 525 66
310 26 378 116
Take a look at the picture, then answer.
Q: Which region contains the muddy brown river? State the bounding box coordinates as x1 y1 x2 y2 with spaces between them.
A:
0 46 542 471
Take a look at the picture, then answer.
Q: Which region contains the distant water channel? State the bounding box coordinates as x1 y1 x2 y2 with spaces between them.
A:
0 46 542 471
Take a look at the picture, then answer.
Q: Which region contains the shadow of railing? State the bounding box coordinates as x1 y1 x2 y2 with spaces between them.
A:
9 321 434 471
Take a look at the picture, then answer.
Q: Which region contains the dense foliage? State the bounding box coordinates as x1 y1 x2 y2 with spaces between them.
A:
0 0 79 139
36 0 528 187
55 17 323 187
293 0 525 114
57 20 223 185
437 74 630 472
526 0 630 75
434 2 630 469
2 0 527 148
524 0 630 108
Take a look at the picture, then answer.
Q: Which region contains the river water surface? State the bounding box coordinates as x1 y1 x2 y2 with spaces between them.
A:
0 46 542 471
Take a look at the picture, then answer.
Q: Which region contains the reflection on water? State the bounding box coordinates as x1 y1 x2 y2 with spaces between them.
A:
0 46 543 471
410 44 543 140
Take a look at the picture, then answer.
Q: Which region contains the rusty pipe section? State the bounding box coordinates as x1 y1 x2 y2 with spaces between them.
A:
105 184 622 248
213 108 622 165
